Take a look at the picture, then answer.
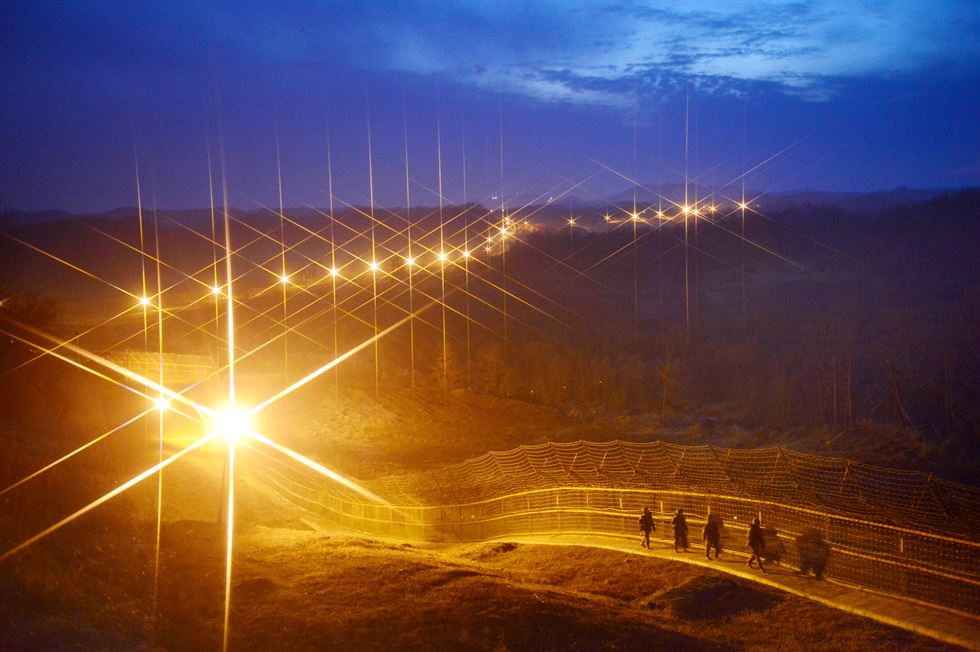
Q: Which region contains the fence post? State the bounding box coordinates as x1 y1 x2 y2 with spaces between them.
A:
619 491 625 534
769 449 783 490
899 534 909 597
586 490 592 532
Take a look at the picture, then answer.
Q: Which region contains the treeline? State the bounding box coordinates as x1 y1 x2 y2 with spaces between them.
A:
423 191 980 477
1 191 978 481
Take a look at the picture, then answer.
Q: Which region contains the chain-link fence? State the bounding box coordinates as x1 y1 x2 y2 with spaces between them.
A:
240 440 980 617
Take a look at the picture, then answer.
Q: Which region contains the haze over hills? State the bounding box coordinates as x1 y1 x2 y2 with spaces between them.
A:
549 184 957 212
2 186 968 228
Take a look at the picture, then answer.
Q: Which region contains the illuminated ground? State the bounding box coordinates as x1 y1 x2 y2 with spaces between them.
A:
0 428 968 651
0 520 959 651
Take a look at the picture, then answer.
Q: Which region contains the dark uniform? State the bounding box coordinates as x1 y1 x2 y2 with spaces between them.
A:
672 509 689 552
747 518 766 571
703 514 722 560
639 507 655 549
796 530 831 579
762 526 785 564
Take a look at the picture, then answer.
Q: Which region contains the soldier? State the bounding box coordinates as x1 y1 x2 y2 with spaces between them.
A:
639 506 655 549
703 513 722 560
796 530 831 579
747 517 766 571
672 508 689 552
762 526 786 564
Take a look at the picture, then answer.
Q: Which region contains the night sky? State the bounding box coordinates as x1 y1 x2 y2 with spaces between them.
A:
2 1 978 213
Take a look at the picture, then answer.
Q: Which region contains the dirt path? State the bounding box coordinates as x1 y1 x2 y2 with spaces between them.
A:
499 531 980 651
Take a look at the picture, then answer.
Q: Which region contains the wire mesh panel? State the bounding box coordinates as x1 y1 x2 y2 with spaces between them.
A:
243 440 980 617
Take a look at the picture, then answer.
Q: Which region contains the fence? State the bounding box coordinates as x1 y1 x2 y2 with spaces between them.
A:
106 350 215 384
239 440 980 618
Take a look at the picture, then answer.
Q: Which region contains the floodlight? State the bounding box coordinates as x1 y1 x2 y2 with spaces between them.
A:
216 405 251 444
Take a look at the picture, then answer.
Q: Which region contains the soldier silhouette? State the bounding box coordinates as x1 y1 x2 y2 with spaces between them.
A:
747 517 766 571
703 513 722 560
672 508 689 552
639 506 655 549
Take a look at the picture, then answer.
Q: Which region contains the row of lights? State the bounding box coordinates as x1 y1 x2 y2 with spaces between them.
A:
595 202 751 225
136 248 483 307
134 201 751 308
300 248 475 282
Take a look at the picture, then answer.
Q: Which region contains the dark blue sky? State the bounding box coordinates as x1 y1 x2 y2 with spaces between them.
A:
2 1 978 212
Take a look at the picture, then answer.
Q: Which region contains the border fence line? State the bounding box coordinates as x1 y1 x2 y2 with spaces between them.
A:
240 440 980 618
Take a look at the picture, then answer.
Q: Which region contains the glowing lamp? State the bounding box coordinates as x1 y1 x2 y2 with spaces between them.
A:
211 285 222 295
154 397 170 411
329 267 339 277
462 249 471 259
139 296 151 307
404 256 415 267
631 212 639 221
280 274 290 285
438 252 448 263
216 405 251 444
739 202 748 210
682 205 691 214
369 261 380 273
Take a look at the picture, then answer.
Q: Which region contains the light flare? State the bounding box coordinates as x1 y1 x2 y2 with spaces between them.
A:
215 405 252 445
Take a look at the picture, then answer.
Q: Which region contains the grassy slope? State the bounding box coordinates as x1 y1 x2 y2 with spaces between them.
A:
0 390 965 651
0 515 957 651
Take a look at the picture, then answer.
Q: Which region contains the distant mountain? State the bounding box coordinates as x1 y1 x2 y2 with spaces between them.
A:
546 184 964 214
2 187 969 228
761 187 954 213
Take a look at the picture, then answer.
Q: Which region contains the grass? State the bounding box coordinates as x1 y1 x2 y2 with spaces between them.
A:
0 394 970 650
0 508 960 650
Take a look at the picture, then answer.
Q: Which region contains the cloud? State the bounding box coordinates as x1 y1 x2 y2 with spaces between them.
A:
326 0 980 105
5 1 978 109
